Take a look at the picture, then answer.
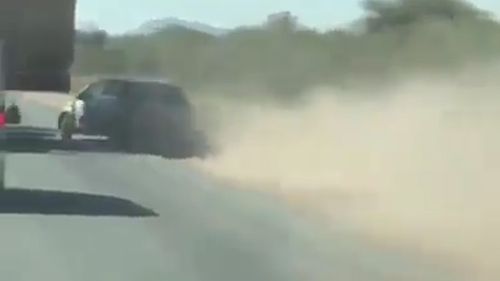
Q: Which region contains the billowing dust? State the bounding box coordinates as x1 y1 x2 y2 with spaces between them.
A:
191 70 500 279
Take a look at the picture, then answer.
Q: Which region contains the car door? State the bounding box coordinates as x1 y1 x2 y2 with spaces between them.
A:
78 81 106 134
84 80 124 135
96 80 125 134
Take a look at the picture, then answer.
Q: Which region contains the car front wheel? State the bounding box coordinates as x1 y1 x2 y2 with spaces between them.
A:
60 113 76 142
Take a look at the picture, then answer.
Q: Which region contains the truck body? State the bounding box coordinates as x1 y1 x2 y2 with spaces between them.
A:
0 1 76 189
0 0 76 92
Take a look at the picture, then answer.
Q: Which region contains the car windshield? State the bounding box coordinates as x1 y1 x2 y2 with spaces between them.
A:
0 0 498 281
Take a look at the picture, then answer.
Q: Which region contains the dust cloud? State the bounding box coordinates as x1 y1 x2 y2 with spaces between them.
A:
191 67 500 280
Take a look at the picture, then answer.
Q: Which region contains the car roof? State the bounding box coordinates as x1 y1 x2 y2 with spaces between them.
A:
97 76 172 85
85 77 187 101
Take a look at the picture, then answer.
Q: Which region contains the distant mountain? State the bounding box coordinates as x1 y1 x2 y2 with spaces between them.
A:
134 18 229 36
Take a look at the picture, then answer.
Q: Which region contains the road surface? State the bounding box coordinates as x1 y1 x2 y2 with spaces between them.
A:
0 93 467 281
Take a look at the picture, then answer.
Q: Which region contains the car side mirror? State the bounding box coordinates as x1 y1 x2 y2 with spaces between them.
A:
77 92 90 101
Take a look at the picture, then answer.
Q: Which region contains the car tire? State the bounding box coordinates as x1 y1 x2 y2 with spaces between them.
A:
127 102 195 158
190 130 212 158
5 104 21 124
60 113 76 143
57 113 66 130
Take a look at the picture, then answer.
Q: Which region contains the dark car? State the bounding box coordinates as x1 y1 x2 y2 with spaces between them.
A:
58 78 209 158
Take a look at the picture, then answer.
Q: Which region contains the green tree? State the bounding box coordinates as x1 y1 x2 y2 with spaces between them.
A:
265 11 299 32
76 30 108 48
363 0 488 32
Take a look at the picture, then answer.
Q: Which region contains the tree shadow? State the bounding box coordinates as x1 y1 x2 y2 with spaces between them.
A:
0 188 158 217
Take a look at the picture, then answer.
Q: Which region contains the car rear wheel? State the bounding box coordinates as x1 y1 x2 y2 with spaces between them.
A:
127 102 196 158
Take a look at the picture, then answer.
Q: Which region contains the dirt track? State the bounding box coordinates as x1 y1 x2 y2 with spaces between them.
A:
16 71 500 279
192 70 500 280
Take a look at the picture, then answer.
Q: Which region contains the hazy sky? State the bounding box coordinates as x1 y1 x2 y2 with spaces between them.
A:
76 0 500 33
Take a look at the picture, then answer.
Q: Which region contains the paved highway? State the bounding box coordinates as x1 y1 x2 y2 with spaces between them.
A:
0 93 466 281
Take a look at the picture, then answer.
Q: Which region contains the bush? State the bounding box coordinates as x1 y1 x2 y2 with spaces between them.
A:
72 0 500 100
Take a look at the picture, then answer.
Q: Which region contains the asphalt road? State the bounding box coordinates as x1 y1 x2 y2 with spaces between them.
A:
0 93 467 281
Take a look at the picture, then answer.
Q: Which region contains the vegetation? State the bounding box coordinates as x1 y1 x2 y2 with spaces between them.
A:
72 0 500 99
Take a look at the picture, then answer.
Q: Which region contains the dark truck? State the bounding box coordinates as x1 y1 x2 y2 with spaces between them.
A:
0 0 76 92
0 0 76 187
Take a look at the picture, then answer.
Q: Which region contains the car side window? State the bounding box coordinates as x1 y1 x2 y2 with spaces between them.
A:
78 81 105 101
102 81 125 97
77 85 92 101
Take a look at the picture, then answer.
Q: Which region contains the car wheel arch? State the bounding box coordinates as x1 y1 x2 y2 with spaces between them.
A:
58 112 68 129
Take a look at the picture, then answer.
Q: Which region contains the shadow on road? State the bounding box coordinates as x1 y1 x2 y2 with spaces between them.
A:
0 188 158 217
1 125 209 159
2 126 120 154
0 126 158 217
